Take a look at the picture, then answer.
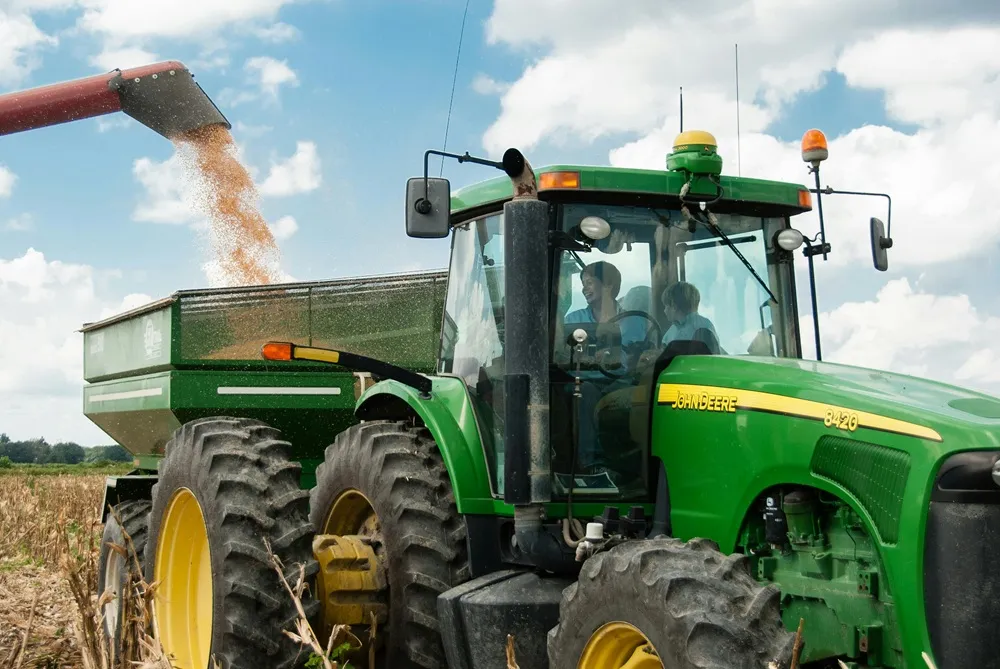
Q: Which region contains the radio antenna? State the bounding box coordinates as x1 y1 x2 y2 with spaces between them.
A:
679 86 684 133
735 43 742 176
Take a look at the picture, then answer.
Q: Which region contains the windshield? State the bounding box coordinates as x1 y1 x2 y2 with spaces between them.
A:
554 204 799 362
548 202 800 500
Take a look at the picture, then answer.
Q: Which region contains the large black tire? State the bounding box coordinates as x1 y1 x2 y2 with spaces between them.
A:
310 420 470 668
97 499 151 664
144 417 319 669
547 537 795 669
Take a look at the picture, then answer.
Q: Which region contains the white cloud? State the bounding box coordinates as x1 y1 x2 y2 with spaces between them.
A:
96 115 134 133
0 248 152 444
233 121 273 137
254 21 299 43
472 73 509 96
803 278 1000 397
0 165 15 198
89 44 159 70
481 5 1000 273
836 27 1000 127
245 55 299 97
258 141 321 197
0 10 57 87
268 214 298 241
4 213 33 231
76 0 302 41
217 56 299 107
131 151 202 225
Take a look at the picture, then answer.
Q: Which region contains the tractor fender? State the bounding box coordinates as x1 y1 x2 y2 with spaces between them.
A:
355 378 495 514
99 473 158 524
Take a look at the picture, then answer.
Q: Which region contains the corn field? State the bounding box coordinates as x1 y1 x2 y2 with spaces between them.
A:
0 474 377 669
0 474 105 667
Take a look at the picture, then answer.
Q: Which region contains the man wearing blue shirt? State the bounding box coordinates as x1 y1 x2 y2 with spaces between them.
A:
561 261 648 473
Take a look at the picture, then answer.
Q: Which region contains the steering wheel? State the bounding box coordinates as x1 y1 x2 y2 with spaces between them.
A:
595 310 662 379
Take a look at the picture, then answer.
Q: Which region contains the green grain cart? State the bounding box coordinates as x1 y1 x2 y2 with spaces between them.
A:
86 130 1000 669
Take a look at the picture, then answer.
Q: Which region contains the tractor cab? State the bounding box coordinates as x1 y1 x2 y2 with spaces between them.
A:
420 132 816 504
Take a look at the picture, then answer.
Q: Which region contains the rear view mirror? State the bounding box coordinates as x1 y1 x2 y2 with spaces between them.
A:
870 217 891 271
405 177 451 238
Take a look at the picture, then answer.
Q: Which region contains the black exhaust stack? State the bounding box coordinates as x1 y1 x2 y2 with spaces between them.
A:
501 149 568 570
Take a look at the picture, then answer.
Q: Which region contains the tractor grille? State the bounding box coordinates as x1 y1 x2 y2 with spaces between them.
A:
923 450 1000 669
810 436 910 544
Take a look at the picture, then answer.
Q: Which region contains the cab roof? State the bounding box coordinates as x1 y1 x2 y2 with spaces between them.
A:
450 164 814 219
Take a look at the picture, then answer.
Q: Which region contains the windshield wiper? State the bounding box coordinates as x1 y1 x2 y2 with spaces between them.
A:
656 208 778 305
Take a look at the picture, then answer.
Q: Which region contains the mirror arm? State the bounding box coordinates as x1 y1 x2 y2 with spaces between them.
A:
800 237 823 362
810 186 893 243
418 149 504 214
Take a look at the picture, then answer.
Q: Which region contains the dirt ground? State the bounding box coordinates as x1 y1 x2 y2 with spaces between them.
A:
0 474 105 668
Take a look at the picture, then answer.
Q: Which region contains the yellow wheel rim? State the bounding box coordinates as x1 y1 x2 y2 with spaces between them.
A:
322 489 377 536
578 622 662 669
153 488 213 669
315 489 386 651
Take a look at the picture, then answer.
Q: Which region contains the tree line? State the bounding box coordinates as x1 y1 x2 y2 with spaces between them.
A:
0 433 131 465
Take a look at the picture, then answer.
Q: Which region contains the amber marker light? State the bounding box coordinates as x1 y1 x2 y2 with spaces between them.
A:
798 189 813 209
539 171 580 190
261 342 293 361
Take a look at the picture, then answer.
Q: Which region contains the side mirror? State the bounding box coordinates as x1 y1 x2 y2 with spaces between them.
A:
870 217 891 271
405 177 451 238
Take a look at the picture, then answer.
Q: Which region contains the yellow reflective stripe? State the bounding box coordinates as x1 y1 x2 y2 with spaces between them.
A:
658 383 942 442
292 346 341 364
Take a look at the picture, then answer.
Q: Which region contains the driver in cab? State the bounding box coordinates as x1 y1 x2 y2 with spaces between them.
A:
559 261 647 474
564 261 647 353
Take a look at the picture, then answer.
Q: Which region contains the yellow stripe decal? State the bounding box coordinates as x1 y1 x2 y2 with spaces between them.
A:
657 383 942 442
293 347 341 364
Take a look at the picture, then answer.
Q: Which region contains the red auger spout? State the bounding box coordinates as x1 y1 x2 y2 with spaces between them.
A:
0 61 230 140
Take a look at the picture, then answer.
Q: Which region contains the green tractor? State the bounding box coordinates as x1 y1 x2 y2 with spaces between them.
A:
85 129 1000 669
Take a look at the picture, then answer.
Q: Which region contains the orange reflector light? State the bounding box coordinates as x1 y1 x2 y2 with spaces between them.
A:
798 189 812 209
261 342 293 361
539 171 580 190
801 128 829 163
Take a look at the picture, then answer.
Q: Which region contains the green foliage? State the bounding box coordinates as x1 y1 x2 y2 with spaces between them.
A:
0 436 132 465
305 643 355 669
0 456 11 469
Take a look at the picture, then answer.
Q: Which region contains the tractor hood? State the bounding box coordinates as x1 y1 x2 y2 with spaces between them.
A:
661 354 1000 450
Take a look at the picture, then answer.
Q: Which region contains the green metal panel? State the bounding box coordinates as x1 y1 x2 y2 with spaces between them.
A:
811 436 911 545
83 302 173 382
647 352 1000 669
85 369 358 485
174 271 447 373
80 271 448 384
450 164 812 215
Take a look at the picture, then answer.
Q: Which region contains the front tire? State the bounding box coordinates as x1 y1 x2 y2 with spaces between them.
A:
144 417 319 669
546 537 795 669
309 419 470 668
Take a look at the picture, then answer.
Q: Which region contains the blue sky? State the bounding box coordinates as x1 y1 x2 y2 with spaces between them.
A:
0 2 907 297
2 0 1000 443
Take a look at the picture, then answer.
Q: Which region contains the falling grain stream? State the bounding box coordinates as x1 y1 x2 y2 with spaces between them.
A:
174 123 283 287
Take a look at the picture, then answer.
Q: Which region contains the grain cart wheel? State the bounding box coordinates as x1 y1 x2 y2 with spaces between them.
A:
144 417 319 669
547 537 795 669
98 499 151 665
309 420 469 668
